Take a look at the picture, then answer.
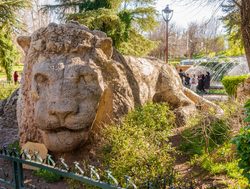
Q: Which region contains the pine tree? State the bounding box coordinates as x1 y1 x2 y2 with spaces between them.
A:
0 0 30 81
44 0 158 56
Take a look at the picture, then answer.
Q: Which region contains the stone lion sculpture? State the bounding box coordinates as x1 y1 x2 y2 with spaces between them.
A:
17 22 222 153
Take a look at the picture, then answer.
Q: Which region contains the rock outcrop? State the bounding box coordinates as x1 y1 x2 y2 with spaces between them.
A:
0 89 19 128
0 89 19 146
16 22 223 153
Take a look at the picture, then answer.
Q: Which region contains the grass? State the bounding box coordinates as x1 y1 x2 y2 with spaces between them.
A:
208 88 227 95
0 83 19 100
34 169 62 183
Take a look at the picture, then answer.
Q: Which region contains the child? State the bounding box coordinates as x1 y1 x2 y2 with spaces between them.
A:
190 74 197 92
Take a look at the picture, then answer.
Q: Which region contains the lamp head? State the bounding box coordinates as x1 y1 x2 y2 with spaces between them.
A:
162 5 173 22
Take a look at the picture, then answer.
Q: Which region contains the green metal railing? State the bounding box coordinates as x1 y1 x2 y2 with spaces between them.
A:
0 147 137 189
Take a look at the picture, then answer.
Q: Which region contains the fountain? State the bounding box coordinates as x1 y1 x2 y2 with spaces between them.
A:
185 56 250 87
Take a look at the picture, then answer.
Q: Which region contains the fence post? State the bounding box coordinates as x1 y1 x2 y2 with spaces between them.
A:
12 161 24 189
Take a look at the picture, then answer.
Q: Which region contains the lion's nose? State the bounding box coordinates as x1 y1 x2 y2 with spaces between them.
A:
48 101 77 125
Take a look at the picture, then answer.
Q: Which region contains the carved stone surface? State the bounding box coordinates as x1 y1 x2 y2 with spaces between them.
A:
21 142 48 170
17 22 223 153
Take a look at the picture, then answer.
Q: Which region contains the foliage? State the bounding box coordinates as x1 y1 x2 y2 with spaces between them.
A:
232 100 250 184
221 1 241 46
180 111 230 156
179 101 247 187
221 75 249 97
45 0 158 56
191 143 248 188
208 88 227 95
34 169 62 183
0 31 20 81
0 0 30 29
0 83 18 100
99 102 176 187
0 0 30 81
8 140 21 153
220 38 245 57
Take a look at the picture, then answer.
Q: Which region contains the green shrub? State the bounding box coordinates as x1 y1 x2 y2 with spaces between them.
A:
34 169 61 183
8 140 21 153
233 100 250 184
99 102 176 187
190 143 248 188
180 112 230 155
0 83 18 100
221 75 249 97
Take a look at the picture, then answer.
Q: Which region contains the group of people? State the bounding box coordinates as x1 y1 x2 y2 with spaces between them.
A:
179 69 211 93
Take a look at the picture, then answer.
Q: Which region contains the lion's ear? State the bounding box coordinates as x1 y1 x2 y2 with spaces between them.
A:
17 36 31 54
96 38 113 60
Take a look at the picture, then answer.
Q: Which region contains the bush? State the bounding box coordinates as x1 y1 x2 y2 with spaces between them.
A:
99 102 176 187
180 112 230 156
233 100 250 184
0 83 18 100
34 169 62 183
8 140 21 153
190 143 248 188
221 75 249 97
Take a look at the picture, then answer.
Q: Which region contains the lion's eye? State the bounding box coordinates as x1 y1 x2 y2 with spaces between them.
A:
78 75 93 84
35 74 48 84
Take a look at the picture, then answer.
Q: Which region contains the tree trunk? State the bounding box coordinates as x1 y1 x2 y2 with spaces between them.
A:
240 0 250 69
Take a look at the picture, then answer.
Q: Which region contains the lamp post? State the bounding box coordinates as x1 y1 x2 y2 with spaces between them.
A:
162 5 173 63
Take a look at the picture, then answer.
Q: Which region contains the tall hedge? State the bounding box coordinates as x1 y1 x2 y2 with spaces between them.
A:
221 75 249 97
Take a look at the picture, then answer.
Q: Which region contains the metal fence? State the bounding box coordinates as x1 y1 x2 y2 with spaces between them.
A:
0 147 198 189
0 147 137 189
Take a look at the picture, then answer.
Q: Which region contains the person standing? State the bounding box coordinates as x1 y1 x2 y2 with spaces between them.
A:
179 69 185 84
197 74 206 93
13 71 19 85
190 74 198 92
204 72 211 93
184 73 191 88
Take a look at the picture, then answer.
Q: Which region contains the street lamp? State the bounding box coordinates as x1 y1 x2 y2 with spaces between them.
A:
162 5 173 63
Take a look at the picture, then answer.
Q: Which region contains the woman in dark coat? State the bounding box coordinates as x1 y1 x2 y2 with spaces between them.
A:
197 74 206 93
204 72 211 92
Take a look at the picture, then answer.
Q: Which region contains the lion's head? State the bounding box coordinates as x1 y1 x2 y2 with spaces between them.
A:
17 22 118 152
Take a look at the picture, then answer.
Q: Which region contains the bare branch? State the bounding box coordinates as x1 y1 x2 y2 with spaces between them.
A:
232 0 242 8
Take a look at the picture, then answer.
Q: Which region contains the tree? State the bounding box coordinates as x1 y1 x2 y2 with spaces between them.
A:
174 0 250 68
44 0 158 56
149 19 225 60
0 0 30 81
